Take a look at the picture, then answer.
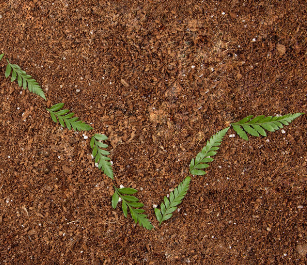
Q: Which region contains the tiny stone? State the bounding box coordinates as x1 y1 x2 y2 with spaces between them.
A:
281 129 286 134
229 134 235 138
297 205 304 209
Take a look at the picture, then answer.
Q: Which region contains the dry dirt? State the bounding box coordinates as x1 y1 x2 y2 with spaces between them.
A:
0 0 307 264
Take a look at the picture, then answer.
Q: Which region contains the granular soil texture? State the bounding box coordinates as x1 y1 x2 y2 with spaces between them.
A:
0 0 307 264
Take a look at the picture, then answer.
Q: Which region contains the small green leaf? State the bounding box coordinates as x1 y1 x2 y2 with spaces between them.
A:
0 53 4 61
11 70 17 82
49 112 57 123
94 134 108 141
122 201 128 217
56 109 70 116
242 124 259 137
48 103 64 112
190 169 206 175
118 188 138 194
154 208 162 223
127 202 144 208
5 64 11 78
92 145 98 157
90 136 95 148
121 195 139 202
232 124 248 141
17 74 22 86
112 192 119 209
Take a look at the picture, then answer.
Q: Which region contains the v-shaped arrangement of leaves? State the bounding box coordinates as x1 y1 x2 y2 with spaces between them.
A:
1 53 304 230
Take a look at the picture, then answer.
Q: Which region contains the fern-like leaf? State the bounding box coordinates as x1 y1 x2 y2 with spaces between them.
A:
0 53 4 61
189 127 229 175
90 134 113 179
5 60 46 100
231 113 304 141
46 103 93 131
112 186 153 230
154 176 191 225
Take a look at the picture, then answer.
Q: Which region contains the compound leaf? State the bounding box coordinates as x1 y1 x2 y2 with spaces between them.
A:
90 134 113 179
155 176 191 225
232 113 304 141
190 128 229 175
47 103 93 131
113 186 153 230
5 60 46 100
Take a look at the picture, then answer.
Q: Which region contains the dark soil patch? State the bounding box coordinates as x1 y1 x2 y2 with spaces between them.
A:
0 0 307 264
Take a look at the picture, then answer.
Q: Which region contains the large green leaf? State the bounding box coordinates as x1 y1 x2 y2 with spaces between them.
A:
231 113 304 141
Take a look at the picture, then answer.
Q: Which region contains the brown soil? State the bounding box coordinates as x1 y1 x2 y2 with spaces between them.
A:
1 0 307 264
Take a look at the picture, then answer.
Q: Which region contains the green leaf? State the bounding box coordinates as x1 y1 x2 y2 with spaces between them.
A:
121 195 139 202
5 64 11 78
94 134 108 141
71 120 93 131
190 128 229 176
113 186 153 230
112 192 119 209
231 113 304 141
49 112 57 123
190 169 207 175
97 155 113 179
122 201 128 217
232 124 248 141
118 187 138 194
127 202 144 208
154 208 162 223
155 176 191 225
90 135 113 179
11 69 17 82
4 60 46 100
47 103 92 132
0 53 4 61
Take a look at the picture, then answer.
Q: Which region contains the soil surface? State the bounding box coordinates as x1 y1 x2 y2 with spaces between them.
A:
1 0 307 264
